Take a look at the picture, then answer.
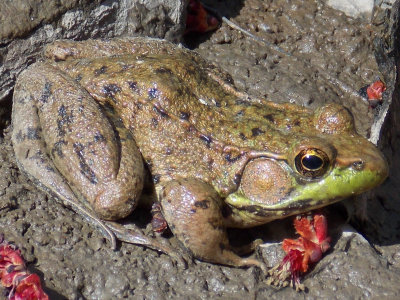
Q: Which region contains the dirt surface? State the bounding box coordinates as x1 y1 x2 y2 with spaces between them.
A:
1 0 400 299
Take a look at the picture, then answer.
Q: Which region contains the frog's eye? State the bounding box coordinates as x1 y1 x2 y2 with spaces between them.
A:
295 148 330 178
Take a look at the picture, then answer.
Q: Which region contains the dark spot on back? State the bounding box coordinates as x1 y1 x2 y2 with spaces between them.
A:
263 114 275 123
148 88 160 100
199 134 212 147
239 133 247 140
153 104 169 118
251 127 265 137
128 81 138 92
102 84 121 102
94 132 106 143
179 111 190 120
94 66 107 76
58 104 67 117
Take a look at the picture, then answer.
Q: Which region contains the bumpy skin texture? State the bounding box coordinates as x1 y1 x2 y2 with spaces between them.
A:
11 37 388 268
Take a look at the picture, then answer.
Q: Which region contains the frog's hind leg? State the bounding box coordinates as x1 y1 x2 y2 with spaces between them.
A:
12 64 120 247
12 62 160 253
159 178 266 273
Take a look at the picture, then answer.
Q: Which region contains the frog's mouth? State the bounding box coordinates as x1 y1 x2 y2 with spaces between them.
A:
225 160 388 223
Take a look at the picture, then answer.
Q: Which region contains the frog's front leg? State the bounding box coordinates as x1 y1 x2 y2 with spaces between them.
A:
159 178 266 271
12 63 178 256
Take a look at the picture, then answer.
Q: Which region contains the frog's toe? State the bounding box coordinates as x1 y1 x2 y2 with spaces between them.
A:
105 221 189 268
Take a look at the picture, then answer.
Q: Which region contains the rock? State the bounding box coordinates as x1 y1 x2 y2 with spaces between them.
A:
327 0 396 19
0 0 85 42
327 0 374 18
0 0 188 104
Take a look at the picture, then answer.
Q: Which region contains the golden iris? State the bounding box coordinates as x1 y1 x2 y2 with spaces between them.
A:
295 148 329 178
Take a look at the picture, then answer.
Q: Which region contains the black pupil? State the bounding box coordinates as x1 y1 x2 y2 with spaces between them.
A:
302 154 323 170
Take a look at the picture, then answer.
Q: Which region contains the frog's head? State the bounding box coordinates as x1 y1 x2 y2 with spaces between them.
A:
226 103 389 222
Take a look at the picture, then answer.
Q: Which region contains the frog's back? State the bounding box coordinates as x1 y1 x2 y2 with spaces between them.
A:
54 49 314 188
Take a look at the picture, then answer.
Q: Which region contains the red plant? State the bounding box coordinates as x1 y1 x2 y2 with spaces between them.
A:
267 213 331 291
359 79 386 108
185 0 219 34
366 79 386 101
0 236 48 300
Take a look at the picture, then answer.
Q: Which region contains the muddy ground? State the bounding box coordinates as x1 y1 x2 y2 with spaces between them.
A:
1 0 400 299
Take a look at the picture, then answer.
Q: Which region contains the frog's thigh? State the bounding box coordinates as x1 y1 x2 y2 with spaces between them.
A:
12 62 144 220
44 37 180 61
160 178 264 269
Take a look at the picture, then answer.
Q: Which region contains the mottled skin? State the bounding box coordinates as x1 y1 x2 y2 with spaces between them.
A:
11 37 388 269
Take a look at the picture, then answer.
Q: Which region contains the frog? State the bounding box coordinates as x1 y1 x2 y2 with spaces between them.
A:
11 37 388 270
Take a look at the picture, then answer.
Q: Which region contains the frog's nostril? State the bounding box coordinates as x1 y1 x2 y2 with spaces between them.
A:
351 160 364 171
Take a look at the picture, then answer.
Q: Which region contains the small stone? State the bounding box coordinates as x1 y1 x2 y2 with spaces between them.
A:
327 0 374 19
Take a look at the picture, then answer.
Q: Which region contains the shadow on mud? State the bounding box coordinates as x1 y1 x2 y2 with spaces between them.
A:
356 1 400 247
184 0 245 48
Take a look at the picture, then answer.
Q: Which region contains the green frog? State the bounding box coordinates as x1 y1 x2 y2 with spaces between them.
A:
11 37 388 269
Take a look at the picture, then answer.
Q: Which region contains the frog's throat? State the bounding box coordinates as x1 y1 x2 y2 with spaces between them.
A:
225 166 386 223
